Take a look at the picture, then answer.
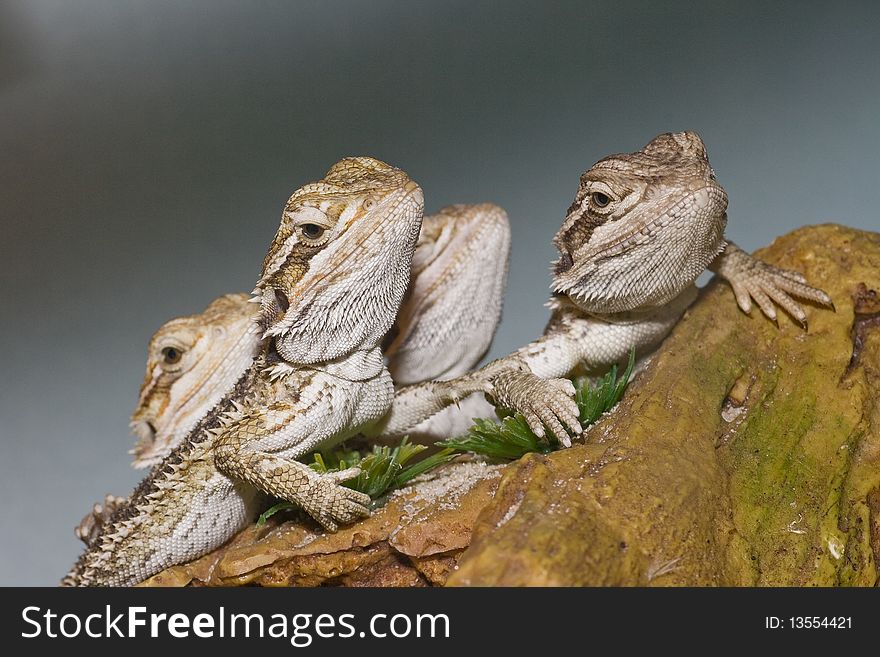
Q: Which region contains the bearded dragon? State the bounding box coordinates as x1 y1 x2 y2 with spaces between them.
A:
125 204 509 469
64 157 424 586
74 202 510 543
73 293 262 546
377 132 834 444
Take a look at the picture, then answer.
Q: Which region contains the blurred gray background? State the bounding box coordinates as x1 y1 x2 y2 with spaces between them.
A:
1 0 878 585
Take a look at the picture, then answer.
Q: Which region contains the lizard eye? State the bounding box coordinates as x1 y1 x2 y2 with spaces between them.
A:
161 346 182 364
591 192 611 208
297 223 326 243
362 197 376 210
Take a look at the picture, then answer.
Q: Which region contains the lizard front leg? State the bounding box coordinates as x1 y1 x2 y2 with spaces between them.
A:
212 373 379 531
374 288 697 445
375 345 583 445
475 295 697 444
709 241 833 327
216 444 370 532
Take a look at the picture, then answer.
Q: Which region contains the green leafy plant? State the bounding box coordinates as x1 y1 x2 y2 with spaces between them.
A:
257 349 635 526
310 440 458 498
438 415 554 460
574 347 635 425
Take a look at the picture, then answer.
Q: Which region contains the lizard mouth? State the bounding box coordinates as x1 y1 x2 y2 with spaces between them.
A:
257 285 291 332
130 419 161 467
274 288 290 314
268 287 290 326
131 419 157 445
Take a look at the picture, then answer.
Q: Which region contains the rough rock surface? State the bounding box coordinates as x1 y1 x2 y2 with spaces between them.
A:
143 224 880 587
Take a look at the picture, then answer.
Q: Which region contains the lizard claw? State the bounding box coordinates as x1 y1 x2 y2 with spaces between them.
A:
326 465 363 485
727 260 832 328
713 243 833 328
75 494 126 547
305 469 371 532
489 370 581 447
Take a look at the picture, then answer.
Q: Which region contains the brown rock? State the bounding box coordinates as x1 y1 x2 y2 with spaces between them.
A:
141 461 503 586
142 224 880 587
451 224 880 586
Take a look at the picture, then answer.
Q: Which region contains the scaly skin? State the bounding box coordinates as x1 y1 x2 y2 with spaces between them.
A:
377 132 834 444
385 203 510 384
76 203 510 542
63 157 424 586
382 203 510 441
130 293 263 468
129 204 508 467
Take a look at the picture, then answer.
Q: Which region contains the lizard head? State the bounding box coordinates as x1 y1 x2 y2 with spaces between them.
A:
255 157 424 365
551 131 729 314
130 293 261 468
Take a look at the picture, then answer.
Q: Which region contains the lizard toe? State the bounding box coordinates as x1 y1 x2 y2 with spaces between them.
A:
328 466 362 484
342 499 372 520
344 488 372 507
523 410 546 439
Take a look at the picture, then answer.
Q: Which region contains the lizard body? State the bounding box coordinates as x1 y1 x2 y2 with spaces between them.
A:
125 204 509 470
76 203 510 544
378 132 833 443
385 203 510 384
64 157 424 586
70 132 833 584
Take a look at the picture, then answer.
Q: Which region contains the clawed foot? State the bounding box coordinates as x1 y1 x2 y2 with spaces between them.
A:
712 242 833 328
727 259 833 327
301 467 372 532
75 494 126 546
489 370 582 447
